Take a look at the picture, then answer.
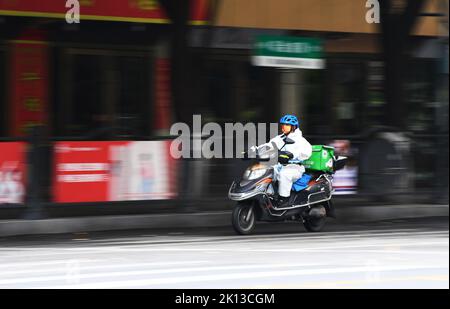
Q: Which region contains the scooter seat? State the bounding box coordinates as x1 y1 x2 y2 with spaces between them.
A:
292 174 312 192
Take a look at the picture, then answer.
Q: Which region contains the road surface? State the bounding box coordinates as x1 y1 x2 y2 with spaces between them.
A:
0 217 448 289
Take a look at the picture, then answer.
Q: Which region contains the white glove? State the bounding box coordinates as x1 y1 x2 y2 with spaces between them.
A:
249 146 258 152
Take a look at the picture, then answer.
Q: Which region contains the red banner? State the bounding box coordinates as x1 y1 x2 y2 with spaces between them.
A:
53 141 177 203
0 142 27 205
0 0 209 24
9 30 49 137
154 58 172 131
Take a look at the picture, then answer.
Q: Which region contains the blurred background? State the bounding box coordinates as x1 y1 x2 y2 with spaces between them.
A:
0 0 448 219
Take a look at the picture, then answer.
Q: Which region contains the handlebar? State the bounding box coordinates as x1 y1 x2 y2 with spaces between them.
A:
241 152 271 161
287 159 303 164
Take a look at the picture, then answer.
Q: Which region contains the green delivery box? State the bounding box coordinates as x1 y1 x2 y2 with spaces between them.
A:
303 145 335 172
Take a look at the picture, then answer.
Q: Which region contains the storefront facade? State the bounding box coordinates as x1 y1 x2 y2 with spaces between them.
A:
0 0 448 204
0 0 209 140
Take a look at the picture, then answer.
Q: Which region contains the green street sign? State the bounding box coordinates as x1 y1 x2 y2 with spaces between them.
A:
252 35 325 69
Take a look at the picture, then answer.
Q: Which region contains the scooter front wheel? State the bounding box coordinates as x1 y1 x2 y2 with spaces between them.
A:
232 202 256 235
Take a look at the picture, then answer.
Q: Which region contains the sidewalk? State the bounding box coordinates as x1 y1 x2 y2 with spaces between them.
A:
0 204 448 237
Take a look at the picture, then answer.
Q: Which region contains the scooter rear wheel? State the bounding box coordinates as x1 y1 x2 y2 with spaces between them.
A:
303 205 327 232
232 202 256 235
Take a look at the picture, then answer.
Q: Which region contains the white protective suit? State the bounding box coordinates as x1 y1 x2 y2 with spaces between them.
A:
259 128 312 197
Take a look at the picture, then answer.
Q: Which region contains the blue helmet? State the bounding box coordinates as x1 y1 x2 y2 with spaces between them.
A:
279 114 299 126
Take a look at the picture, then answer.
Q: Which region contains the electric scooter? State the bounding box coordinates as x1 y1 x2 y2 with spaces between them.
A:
228 139 347 235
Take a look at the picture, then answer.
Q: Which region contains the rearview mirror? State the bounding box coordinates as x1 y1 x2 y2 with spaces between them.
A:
333 156 347 171
284 137 295 145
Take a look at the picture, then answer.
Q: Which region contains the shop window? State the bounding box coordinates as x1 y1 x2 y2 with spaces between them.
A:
203 60 233 122
201 58 277 124
304 70 326 135
405 60 437 133
366 61 386 128
59 49 152 139
71 54 103 137
331 61 365 135
117 55 151 138
245 64 276 123
404 59 440 188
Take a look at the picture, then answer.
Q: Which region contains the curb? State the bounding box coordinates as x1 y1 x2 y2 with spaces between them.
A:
0 205 448 238
334 204 449 223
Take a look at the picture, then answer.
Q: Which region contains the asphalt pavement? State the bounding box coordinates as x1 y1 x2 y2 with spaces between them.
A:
0 217 448 289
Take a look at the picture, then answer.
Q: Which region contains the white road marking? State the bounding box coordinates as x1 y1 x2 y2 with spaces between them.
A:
0 262 325 285
38 264 448 289
0 259 95 269
0 260 211 276
0 235 447 257
0 226 447 289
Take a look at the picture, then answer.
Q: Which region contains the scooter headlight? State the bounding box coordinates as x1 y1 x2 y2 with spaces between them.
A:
243 167 267 180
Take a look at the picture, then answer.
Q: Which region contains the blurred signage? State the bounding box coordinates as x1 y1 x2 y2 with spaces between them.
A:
0 142 26 205
0 0 209 24
330 140 358 195
53 141 177 203
252 35 325 69
9 30 49 137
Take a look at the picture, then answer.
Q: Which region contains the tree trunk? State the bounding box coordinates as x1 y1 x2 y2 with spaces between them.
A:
379 0 427 130
381 26 407 129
